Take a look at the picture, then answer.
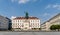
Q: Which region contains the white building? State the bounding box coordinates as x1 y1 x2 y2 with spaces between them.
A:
11 16 40 31
0 15 10 30
41 13 60 31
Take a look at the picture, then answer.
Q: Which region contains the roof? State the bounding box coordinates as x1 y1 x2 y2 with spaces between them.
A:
13 16 39 20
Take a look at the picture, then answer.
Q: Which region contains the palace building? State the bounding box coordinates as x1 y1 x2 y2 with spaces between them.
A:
11 16 40 31
11 12 40 31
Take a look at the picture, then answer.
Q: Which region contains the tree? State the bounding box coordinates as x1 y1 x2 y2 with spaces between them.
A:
50 25 56 30
50 25 60 31
25 12 29 19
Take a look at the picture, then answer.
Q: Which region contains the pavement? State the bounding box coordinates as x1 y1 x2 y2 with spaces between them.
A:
0 32 60 35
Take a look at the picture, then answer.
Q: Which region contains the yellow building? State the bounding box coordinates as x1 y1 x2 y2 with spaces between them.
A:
41 13 60 31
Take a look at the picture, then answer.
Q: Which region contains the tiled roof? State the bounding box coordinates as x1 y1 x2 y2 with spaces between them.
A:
13 17 39 20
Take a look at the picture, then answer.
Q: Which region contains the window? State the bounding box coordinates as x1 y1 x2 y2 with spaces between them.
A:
20 20 21 22
29 25 31 27
16 20 17 22
22 25 24 27
33 23 34 25
18 20 19 22
31 20 32 22
25 24 28 26
18 23 19 25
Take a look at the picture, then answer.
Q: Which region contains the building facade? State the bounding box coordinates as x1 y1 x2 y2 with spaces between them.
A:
6 17 12 30
0 15 10 30
41 13 60 31
11 16 40 31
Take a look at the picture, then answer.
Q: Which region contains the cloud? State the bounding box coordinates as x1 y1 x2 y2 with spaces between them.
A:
52 4 60 10
45 5 51 9
39 13 50 17
11 0 37 4
11 0 17 2
18 0 30 4
45 4 60 10
43 13 50 17
33 0 37 2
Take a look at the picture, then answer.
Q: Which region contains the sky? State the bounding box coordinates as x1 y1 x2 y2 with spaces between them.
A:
0 0 60 23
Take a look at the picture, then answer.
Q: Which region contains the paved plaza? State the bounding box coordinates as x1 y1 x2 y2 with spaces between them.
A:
0 32 60 35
